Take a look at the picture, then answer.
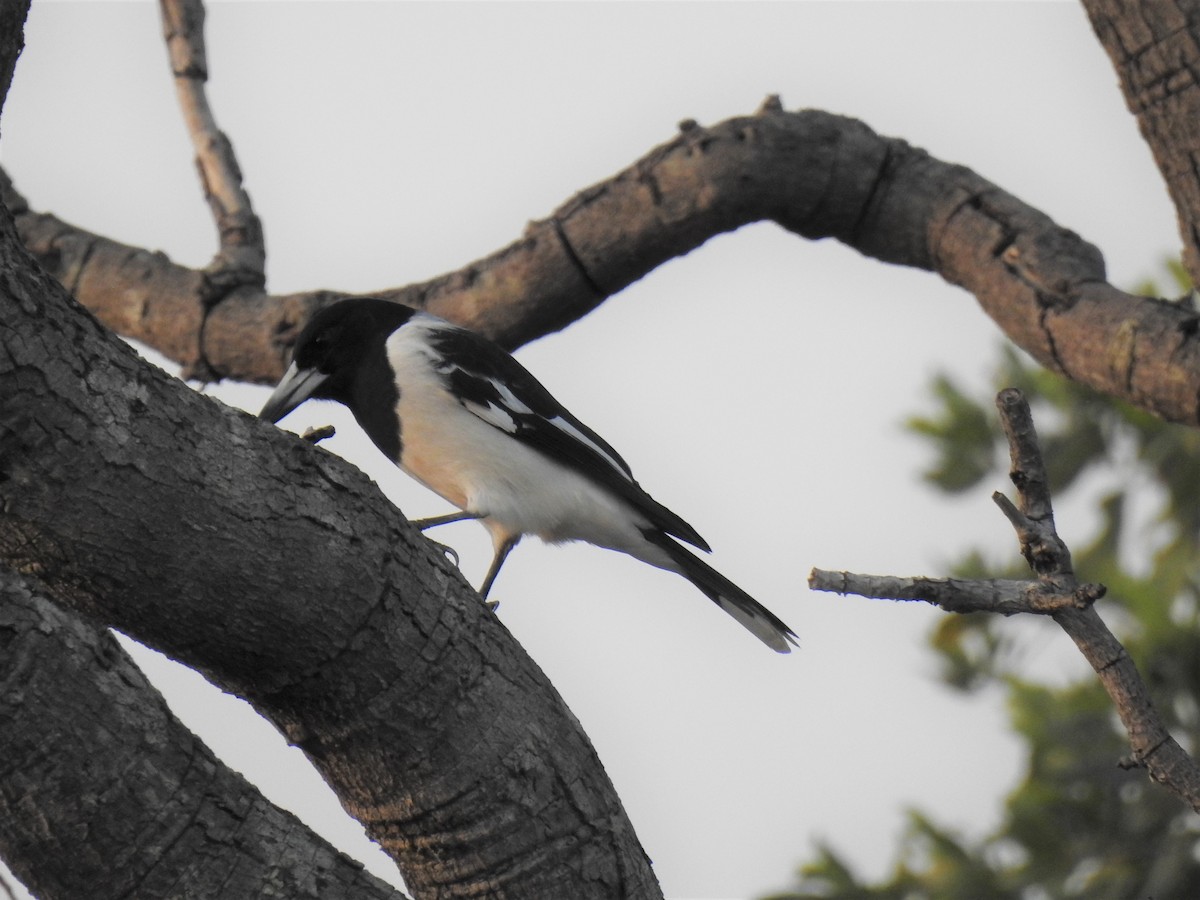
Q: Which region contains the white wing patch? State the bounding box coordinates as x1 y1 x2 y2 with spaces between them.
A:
446 373 524 434
468 372 633 483
387 310 711 553
463 397 520 434
546 415 633 482
443 356 634 485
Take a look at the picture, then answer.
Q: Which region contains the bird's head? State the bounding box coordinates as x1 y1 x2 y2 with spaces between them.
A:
258 298 417 424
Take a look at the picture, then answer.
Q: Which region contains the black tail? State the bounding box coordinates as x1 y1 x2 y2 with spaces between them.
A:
643 529 798 653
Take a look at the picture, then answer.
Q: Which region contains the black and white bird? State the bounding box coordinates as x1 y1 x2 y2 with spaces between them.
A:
259 297 797 653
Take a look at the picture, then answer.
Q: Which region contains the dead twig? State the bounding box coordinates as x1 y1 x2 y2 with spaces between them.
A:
300 424 336 444
159 0 265 295
809 387 1200 810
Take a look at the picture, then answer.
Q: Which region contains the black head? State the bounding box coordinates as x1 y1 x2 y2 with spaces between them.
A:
259 298 418 438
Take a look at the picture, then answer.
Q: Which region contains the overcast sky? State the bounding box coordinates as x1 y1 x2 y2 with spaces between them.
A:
1 2 1183 899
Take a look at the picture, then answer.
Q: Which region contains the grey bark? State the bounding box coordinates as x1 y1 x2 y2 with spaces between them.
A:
1083 0 1200 282
0 570 406 900
0 213 660 897
11 0 1200 896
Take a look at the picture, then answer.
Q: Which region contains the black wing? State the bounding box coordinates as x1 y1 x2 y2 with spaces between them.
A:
427 323 710 552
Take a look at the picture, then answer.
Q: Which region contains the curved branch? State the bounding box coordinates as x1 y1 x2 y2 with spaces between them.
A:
0 569 405 900
809 388 1200 810
0 217 660 897
10 98 1200 427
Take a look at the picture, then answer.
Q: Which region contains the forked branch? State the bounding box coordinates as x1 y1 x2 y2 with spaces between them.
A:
810 388 1200 810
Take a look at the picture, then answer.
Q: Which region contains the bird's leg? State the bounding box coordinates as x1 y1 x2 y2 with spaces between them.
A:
411 510 483 530
411 510 483 567
478 536 519 608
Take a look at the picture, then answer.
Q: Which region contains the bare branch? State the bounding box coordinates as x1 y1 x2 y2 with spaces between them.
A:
810 388 1200 810
301 423 336 443
808 569 1097 615
994 387 1077 577
159 0 265 297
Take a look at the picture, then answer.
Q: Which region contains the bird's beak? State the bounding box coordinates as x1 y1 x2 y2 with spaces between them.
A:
258 363 330 423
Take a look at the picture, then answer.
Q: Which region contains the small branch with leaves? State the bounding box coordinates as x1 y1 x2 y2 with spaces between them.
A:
810 387 1200 810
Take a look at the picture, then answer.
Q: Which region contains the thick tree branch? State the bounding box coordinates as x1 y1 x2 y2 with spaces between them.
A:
0 216 660 897
0 0 24 130
0 568 406 900
809 388 1200 810
9 98 1200 427
8 2 1200 892
1082 0 1200 284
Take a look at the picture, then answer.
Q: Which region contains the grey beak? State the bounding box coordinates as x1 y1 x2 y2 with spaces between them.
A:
259 363 330 423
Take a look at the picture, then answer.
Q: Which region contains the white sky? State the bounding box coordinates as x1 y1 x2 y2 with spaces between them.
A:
0 2 1183 899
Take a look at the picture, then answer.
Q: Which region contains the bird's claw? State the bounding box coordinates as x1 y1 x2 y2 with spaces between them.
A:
424 538 460 567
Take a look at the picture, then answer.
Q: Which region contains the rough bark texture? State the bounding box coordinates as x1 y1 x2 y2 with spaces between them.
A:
0 4 660 896
0 570 406 900
10 0 1200 896
1083 0 1200 281
0 0 24 136
0 211 660 897
10 99 1200 428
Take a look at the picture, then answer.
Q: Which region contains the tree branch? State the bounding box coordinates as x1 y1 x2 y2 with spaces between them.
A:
159 0 265 292
0 568 406 900
807 570 1101 616
0 215 660 896
1081 0 1200 284
809 388 1200 810
8 95 1200 427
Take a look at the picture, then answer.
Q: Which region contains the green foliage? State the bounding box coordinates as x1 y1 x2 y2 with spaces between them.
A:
772 261 1200 899
906 375 998 494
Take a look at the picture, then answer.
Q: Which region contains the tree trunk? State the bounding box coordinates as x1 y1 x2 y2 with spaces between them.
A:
12 0 1200 896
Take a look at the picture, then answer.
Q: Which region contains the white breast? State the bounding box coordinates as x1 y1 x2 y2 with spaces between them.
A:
384 318 674 570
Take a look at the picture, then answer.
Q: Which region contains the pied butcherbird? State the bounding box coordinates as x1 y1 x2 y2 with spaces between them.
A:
260 298 797 653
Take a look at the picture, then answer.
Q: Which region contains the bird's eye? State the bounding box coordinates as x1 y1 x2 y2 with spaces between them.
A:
316 324 343 348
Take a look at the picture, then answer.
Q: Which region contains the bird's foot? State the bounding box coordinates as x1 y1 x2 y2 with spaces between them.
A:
424 538 461 567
